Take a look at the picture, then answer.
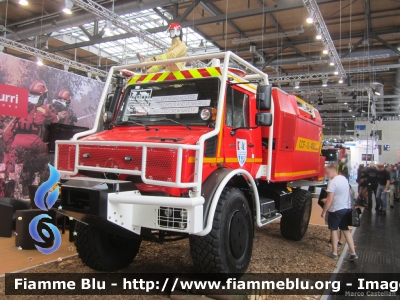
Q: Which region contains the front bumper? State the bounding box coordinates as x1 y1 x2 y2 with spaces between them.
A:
59 178 204 236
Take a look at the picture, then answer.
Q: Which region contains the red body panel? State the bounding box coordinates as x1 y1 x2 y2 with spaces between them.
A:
261 88 323 182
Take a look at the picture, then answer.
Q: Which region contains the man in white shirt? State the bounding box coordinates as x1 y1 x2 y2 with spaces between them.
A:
321 164 358 261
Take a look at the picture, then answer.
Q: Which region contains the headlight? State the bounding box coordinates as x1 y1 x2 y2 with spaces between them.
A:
200 108 211 120
180 210 187 219
164 208 173 217
200 107 217 121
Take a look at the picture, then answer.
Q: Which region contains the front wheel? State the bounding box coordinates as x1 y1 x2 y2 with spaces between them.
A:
74 222 141 271
190 187 253 274
280 188 312 241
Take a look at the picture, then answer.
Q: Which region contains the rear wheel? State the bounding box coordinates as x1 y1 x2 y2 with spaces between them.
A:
190 187 253 274
74 222 141 271
280 188 312 241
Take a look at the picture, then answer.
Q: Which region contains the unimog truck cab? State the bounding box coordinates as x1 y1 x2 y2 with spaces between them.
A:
55 52 325 274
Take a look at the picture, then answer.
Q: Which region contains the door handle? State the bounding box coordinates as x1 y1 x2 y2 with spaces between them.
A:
248 143 254 148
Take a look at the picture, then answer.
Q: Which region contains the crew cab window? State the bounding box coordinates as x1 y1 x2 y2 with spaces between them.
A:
225 87 249 128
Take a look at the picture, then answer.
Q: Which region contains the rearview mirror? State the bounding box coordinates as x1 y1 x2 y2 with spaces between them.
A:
256 85 272 110
256 112 273 126
102 111 114 124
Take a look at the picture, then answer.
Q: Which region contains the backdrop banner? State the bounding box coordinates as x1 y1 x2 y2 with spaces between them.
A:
0 52 105 199
0 83 29 118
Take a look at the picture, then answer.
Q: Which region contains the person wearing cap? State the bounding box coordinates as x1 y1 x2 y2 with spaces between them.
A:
376 163 391 215
365 163 379 209
138 23 187 73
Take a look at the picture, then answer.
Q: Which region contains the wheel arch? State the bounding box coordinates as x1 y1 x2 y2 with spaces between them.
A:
198 168 262 236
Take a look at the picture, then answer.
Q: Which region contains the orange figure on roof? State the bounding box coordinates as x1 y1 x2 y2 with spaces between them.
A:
138 23 187 73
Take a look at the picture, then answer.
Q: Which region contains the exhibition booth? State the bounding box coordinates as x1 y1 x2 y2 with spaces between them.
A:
0 52 103 274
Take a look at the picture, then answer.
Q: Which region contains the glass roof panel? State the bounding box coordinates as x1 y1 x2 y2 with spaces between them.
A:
51 7 219 64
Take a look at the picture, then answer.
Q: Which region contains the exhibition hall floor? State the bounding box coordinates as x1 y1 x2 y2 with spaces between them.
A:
0 230 76 276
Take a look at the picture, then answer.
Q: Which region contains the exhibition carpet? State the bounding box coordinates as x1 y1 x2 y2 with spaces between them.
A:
0 229 76 276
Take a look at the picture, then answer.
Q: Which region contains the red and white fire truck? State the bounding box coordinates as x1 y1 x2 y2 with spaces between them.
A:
55 52 325 274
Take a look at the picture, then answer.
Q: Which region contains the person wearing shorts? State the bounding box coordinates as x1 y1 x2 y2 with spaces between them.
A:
321 164 358 261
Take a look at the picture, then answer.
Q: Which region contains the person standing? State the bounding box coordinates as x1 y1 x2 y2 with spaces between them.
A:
395 164 400 201
388 165 397 209
321 164 358 261
376 163 391 215
356 165 368 206
365 163 379 209
338 158 349 180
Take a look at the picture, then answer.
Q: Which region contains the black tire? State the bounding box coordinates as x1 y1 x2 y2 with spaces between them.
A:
74 222 141 271
190 187 253 274
280 188 312 241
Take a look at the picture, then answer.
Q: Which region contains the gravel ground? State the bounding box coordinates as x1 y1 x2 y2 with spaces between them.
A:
0 223 342 300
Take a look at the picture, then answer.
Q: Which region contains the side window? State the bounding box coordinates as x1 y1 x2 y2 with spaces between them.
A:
225 87 249 128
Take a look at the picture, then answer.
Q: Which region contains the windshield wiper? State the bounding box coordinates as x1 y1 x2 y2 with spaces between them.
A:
158 118 192 130
116 121 158 131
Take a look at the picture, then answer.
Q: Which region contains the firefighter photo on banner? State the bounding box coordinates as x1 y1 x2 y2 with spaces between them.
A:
0 52 104 199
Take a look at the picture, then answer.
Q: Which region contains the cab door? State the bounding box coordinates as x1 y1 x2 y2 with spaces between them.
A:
223 85 262 176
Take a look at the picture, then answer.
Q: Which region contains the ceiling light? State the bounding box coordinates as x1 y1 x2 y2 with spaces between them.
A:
322 79 328 87
104 20 113 33
63 0 73 14
373 88 381 96
329 60 335 66
334 69 339 75
137 0 144 10
19 0 28 5
352 115 355 118
316 28 322 40
323 49 329 55
339 78 343 84
37 57 43 66
294 81 300 89
344 102 348 105
349 109 352 112
306 10 315 24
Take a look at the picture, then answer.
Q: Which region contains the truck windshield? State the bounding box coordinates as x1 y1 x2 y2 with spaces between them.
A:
322 149 338 163
115 78 220 126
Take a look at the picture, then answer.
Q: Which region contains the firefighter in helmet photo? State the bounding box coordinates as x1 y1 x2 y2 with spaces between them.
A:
138 23 187 73
52 89 78 125
11 80 66 148
0 80 65 197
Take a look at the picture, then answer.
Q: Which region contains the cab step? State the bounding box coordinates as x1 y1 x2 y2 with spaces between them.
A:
259 197 281 226
260 214 282 226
